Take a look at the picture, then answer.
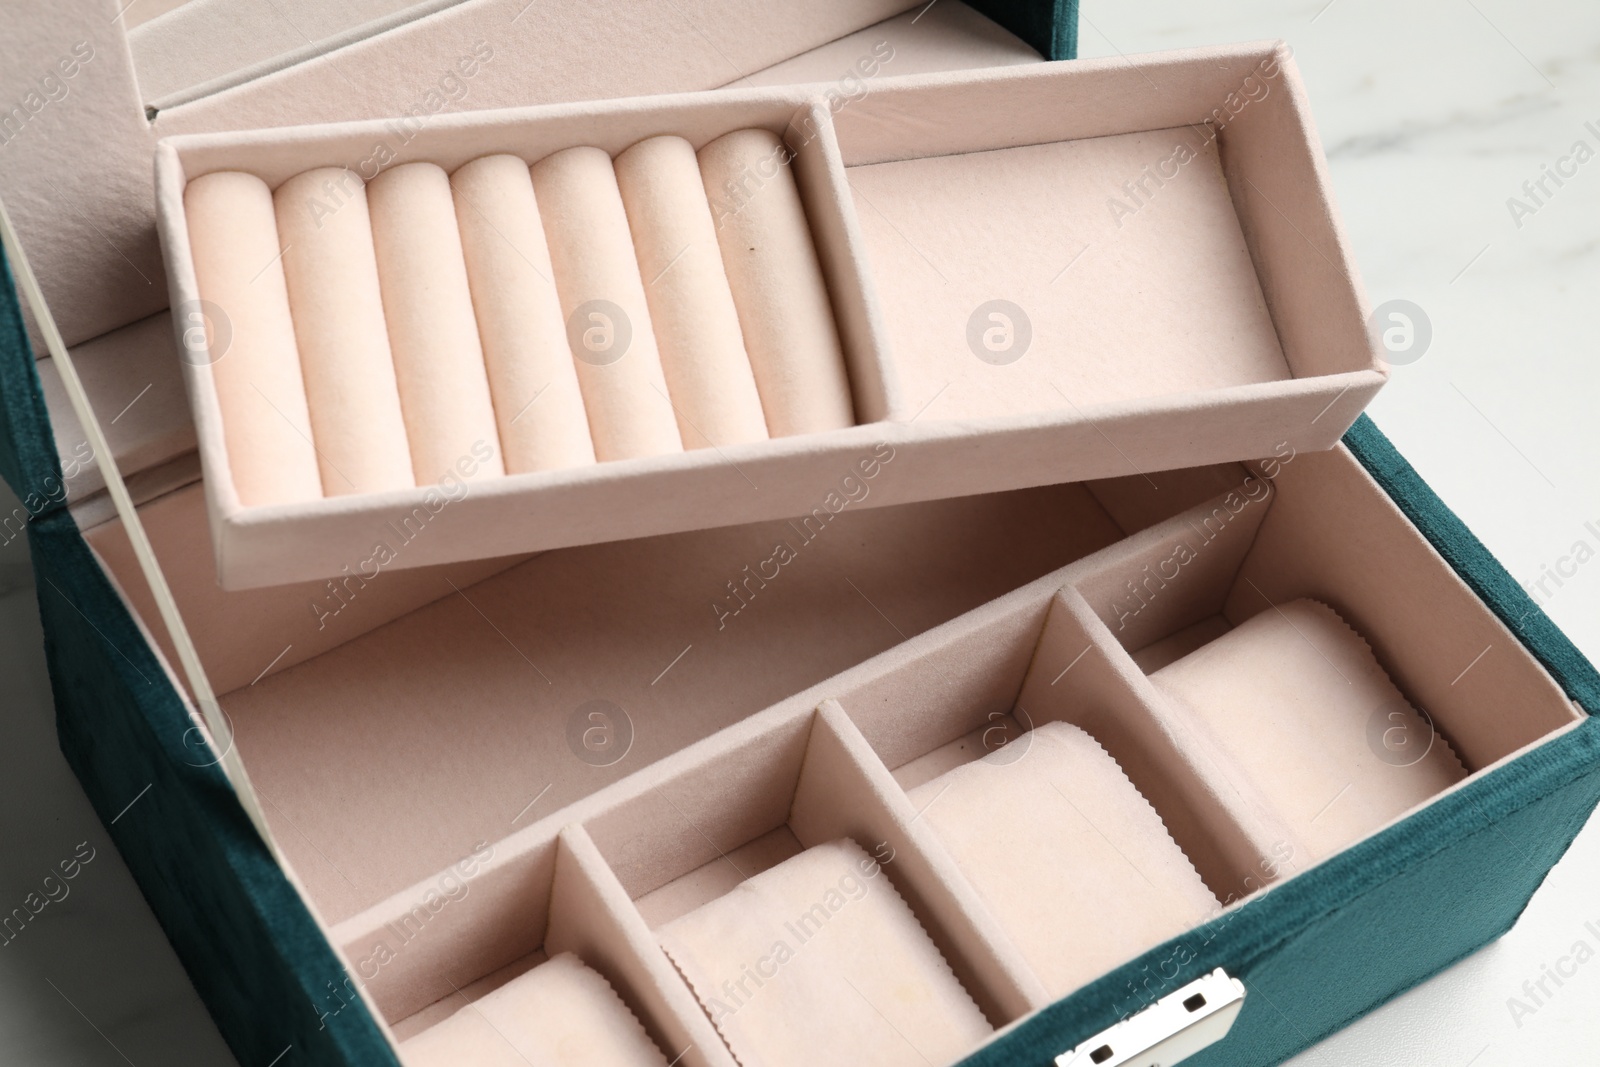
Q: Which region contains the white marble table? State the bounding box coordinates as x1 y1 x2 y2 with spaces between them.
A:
1 1 1596 1064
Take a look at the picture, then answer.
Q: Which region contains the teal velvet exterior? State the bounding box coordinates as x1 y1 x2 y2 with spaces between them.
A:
0 251 65 515
2 240 404 1066
29 506 402 1067
967 0 1078 60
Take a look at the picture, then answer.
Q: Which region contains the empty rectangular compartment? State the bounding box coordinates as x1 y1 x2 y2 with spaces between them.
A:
847 127 1286 418
832 43 1380 423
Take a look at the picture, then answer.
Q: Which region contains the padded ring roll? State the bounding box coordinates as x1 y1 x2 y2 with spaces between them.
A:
183 171 323 506
275 167 416 494
368 162 507 483
699 129 855 437
530 146 683 462
615 135 769 450
452 155 597 473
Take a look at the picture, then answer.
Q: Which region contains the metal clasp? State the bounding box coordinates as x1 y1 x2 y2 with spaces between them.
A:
1056 968 1246 1067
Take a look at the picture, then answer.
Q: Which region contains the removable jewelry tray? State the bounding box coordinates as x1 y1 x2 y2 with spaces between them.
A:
152 41 1386 591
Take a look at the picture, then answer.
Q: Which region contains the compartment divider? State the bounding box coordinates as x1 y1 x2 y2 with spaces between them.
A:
1016 586 1307 899
331 834 559 1025
548 825 740 1067
1070 479 1271 655
792 700 1051 1019
786 98 902 424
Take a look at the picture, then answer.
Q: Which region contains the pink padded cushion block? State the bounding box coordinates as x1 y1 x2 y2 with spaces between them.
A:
274 167 416 494
531 146 684 462
700 129 856 437
615 134 769 450
181 171 323 507
367 162 507 484
451 154 597 473
907 722 1217 998
1151 599 1468 859
398 952 668 1067
659 839 990 1067
848 126 1291 419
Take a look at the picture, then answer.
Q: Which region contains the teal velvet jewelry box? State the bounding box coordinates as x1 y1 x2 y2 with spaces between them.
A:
3 2 1599 1066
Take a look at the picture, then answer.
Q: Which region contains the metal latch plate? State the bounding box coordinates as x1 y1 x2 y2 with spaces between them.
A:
1056 968 1246 1067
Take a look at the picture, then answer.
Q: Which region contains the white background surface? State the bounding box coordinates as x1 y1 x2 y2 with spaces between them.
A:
1 0 1598 1064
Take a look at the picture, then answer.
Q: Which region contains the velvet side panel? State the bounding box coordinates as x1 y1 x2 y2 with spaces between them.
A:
29 506 400 1067
0 246 63 512
965 0 1078 61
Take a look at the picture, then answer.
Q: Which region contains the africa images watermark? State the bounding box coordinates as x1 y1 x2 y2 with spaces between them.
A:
1505 116 1600 230
316 840 496 1030
567 699 634 768
1506 916 1600 1029
0 440 94 549
310 439 499 630
704 841 898 1024
1112 841 1297 1022
712 443 897 630
1106 49 1287 228
291 39 497 230
0 841 98 948
705 40 895 228
1106 443 1296 632
1518 517 1600 612
0 40 95 149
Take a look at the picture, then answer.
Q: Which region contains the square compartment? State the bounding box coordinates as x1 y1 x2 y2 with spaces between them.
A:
833 44 1379 426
